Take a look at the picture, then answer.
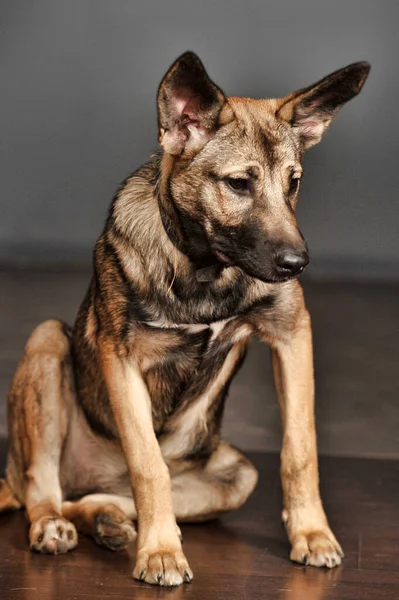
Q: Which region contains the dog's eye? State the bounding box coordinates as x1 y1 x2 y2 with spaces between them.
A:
289 175 301 195
225 177 250 194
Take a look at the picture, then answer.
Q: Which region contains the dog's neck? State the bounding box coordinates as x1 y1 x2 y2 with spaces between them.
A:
156 153 224 282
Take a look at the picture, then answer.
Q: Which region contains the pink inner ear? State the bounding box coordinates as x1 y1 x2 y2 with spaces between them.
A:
161 91 209 154
308 94 330 109
307 89 341 111
171 90 202 125
296 118 325 140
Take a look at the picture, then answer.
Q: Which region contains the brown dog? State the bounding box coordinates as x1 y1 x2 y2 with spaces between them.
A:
0 52 369 586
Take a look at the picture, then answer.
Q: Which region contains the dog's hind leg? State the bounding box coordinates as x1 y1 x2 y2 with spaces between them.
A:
6 320 78 554
60 441 257 551
62 494 137 551
171 442 258 522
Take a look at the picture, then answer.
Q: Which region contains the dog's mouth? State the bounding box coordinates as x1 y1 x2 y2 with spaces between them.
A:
212 248 232 265
194 245 233 282
209 243 308 284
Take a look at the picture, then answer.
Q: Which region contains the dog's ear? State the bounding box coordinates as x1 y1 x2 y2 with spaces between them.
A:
277 62 370 150
157 51 230 156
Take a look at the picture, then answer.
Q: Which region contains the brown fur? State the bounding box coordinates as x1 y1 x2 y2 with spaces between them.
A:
1 52 369 586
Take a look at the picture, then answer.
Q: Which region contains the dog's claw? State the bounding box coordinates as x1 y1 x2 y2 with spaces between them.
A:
184 570 192 583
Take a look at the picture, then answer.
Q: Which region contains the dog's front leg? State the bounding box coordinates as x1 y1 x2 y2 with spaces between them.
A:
270 308 343 568
100 347 192 586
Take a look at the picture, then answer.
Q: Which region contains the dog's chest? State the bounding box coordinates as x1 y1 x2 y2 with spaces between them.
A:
146 316 234 343
141 315 251 433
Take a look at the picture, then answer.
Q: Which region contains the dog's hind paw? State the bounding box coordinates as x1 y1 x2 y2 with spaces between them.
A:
94 506 137 551
30 516 78 555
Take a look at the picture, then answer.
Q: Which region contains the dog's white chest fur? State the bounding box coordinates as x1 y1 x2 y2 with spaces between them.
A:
147 316 234 342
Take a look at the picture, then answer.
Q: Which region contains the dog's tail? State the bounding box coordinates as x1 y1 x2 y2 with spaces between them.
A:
0 478 21 512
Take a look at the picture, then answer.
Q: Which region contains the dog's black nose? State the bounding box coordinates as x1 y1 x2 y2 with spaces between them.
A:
274 249 309 276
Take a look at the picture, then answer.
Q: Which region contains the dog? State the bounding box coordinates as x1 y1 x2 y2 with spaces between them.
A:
0 52 369 586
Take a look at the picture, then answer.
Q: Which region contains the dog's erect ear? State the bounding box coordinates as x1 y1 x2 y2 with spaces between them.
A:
157 51 229 156
277 62 370 149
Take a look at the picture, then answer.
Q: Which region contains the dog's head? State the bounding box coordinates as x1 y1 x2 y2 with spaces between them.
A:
157 52 370 283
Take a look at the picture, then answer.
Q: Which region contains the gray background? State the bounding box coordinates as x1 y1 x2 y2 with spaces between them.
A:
1 0 398 277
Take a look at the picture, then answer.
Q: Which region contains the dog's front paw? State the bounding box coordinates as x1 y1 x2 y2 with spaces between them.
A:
290 529 343 568
30 516 78 555
133 548 193 586
283 508 343 568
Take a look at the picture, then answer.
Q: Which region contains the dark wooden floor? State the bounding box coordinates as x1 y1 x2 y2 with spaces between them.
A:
1 448 399 600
